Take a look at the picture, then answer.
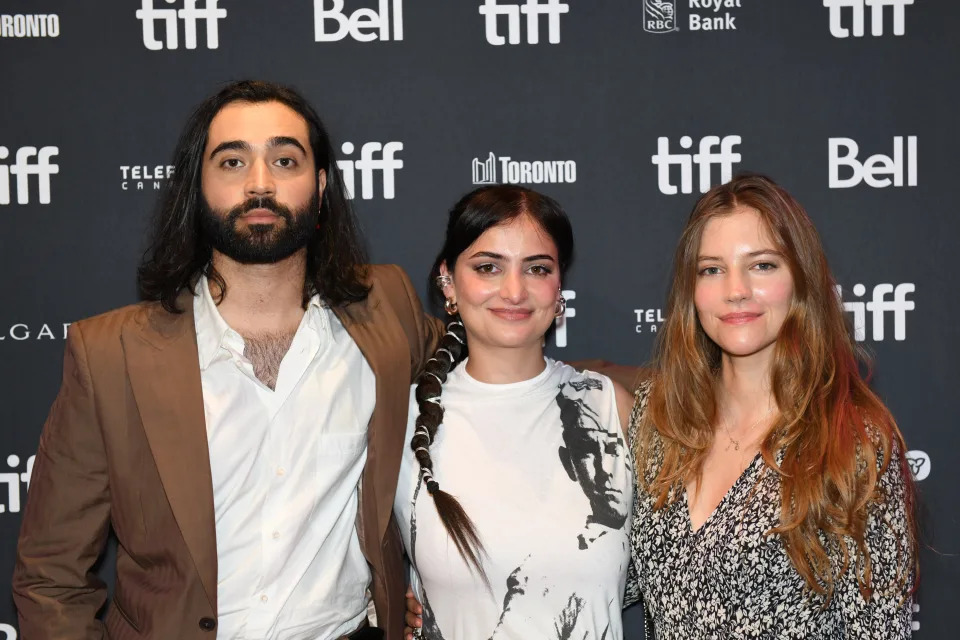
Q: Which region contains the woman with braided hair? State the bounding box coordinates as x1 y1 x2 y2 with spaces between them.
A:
393 185 636 639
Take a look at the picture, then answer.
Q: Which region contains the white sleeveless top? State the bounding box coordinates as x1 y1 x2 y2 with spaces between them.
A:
394 358 633 639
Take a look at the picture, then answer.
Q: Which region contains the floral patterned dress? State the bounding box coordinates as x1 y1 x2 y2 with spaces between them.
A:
625 382 914 639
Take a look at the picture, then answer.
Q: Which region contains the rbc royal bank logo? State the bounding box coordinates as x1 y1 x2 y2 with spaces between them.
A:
651 135 741 195
829 136 916 189
0 145 59 205
644 0 677 33
906 449 930 481
136 0 226 50
337 141 403 199
472 152 577 186
314 0 403 42
479 0 569 45
824 0 913 38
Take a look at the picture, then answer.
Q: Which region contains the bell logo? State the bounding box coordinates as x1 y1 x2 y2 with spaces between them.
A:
135 0 227 50
651 135 741 195
0 145 59 205
837 282 914 342
314 0 403 42
479 0 569 46
336 141 403 200
828 136 916 189
823 0 913 38
553 289 575 348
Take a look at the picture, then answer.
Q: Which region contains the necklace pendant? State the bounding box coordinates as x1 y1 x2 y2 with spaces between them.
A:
726 438 739 452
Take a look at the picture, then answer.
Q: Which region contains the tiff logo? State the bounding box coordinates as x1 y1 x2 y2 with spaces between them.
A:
0 145 59 205
337 141 403 200
480 0 569 45
823 0 913 38
829 136 916 188
0 454 34 515
837 283 914 341
554 289 575 348
314 0 403 42
651 135 741 195
136 0 226 50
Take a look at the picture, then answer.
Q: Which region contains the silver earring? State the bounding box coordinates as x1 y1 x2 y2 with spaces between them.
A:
435 274 453 289
554 292 566 318
444 298 459 315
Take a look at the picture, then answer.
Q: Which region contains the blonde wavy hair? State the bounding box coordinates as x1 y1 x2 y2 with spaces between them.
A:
636 174 917 601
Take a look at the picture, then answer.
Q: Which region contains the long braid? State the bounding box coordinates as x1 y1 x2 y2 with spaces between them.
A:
410 319 487 577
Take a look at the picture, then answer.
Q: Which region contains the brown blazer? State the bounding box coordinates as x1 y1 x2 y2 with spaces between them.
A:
13 264 443 640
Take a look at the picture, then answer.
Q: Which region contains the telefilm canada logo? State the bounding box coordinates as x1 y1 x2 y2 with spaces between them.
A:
480 0 569 45
0 145 59 205
0 453 35 515
472 152 577 186
824 0 913 38
121 164 175 191
314 0 403 42
633 307 666 334
0 13 59 38
136 0 227 50
836 282 914 342
644 1 743 34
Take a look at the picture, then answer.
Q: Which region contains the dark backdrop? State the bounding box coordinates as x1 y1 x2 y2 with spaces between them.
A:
1 1 956 638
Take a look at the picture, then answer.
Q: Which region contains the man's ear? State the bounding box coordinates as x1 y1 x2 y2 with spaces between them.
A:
317 168 327 201
558 445 576 482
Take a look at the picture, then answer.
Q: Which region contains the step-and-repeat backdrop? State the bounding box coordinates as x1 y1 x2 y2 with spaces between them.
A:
1 1 957 638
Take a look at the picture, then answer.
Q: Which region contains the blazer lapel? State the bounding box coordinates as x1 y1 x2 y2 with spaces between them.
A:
121 297 217 610
334 294 408 545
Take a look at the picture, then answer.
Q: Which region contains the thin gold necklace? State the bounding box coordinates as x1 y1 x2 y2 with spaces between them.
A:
720 405 775 452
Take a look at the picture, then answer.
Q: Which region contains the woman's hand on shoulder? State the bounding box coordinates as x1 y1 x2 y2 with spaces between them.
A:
613 380 634 438
404 585 422 639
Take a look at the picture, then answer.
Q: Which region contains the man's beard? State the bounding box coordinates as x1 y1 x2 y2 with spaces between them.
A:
200 193 319 264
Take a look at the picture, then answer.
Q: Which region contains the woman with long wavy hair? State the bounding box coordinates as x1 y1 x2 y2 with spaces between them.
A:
631 174 917 638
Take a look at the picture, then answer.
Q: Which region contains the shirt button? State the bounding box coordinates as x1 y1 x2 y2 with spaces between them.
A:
260 595 268 603
272 531 280 539
276 467 286 476
198 617 217 631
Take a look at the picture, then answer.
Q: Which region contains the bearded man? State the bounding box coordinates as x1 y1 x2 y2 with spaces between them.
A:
13 80 441 640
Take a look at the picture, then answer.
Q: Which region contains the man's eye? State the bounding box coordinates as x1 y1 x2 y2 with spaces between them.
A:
221 158 243 169
276 157 296 168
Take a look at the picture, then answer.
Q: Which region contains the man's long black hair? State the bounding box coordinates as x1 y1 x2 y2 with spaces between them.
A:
137 80 370 313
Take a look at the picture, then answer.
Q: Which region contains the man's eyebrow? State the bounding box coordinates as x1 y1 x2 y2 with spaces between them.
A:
267 136 307 155
209 140 250 159
208 136 307 159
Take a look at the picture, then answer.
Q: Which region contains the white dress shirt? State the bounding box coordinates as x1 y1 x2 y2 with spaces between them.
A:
193 277 376 640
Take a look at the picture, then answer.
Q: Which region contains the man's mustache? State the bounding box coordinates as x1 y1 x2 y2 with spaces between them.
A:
225 197 294 223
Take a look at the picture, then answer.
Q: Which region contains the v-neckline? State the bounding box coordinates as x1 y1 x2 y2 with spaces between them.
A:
683 452 763 534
